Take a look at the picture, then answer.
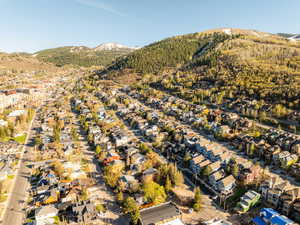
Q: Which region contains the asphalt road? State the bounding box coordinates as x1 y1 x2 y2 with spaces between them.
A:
1 118 36 225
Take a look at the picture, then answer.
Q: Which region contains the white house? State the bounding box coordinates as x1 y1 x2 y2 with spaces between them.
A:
35 205 58 225
0 119 8 127
8 109 26 117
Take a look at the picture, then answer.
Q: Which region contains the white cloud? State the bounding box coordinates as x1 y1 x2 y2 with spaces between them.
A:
75 0 125 16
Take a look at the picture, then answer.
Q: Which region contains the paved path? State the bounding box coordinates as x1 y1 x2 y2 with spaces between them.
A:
0 114 36 225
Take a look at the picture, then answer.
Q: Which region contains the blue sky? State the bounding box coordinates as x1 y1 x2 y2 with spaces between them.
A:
0 0 299 53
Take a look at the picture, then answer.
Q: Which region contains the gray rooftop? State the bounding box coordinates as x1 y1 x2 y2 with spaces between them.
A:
140 202 181 225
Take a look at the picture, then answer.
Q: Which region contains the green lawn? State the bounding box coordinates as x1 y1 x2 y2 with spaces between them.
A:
0 194 7 203
0 134 27 144
0 136 11 143
7 175 15 179
225 187 247 208
13 134 27 144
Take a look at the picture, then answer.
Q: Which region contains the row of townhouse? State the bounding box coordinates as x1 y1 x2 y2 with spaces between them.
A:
131 88 300 183
117 89 241 196
259 176 300 223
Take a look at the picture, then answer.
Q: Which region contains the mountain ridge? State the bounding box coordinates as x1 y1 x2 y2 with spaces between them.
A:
34 42 137 67
35 42 137 54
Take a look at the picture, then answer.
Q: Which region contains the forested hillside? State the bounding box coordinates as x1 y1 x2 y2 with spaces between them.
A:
106 32 236 74
98 28 300 124
35 46 134 67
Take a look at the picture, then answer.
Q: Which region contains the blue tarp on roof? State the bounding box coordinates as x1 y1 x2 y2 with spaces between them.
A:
261 208 279 219
252 216 267 225
270 215 294 225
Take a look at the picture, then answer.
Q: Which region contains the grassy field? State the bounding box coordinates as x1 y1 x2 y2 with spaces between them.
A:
0 194 7 203
0 133 27 144
7 175 14 180
13 134 27 144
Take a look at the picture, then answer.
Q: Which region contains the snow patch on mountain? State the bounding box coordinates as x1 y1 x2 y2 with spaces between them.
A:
70 46 88 53
94 43 137 51
223 29 232 35
288 35 300 42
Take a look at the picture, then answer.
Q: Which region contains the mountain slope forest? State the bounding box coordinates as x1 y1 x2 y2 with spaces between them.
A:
99 29 300 114
35 46 135 67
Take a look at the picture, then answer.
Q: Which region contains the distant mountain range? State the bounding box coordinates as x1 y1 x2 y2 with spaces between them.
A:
277 33 300 41
34 43 137 67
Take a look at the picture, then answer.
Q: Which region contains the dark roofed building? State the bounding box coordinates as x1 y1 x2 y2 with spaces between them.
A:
139 202 184 225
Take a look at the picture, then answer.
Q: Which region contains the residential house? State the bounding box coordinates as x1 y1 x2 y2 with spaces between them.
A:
217 152 232 165
260 177 290 208
291 140 300 155
109 159 125 169
144 125 159 137
61 188 80 203
139 202 184 225
142 168 157 181
290 163 300 180
209 170 226 189
279 188 300 217
63 143 74 156
273 151 288 165
87 185 102 200
190 155 205 174
35 205 58 225
252 208 297 225
63 162 86 180
214 125 232 139
111 131 130 147
264 145 281 162
0 162 13 181
131 153 146 165
235 190 261 213
217 175 236 194
36 188 59 206
0 119 8 127
69 200 97 224
202 219 232 225
222 112 239 127
274 151 299 169
94 133 109 146
239 164 261 185
104 152 120 166
209 146 225 162
119 175 139 191
7 109 26 123
207 161 221 174
198 160 212 172
31 185 51 196
292 199 300 223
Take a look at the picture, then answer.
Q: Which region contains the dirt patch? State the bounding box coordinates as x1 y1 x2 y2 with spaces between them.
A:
172 185 194 206
171 184 231 224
